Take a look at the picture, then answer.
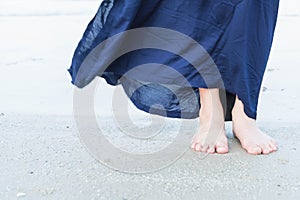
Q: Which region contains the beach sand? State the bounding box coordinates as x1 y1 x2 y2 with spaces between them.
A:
0 0 300 199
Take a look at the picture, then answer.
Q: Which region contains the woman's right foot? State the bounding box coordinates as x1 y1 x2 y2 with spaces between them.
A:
190 113 228 154
190 88 228 154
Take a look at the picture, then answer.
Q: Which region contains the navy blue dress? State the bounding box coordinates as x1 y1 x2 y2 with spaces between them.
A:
68 0 280 120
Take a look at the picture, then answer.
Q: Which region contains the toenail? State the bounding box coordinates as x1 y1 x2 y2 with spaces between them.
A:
196 144 201 151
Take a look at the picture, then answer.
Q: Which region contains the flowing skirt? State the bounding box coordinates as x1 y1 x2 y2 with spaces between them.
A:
68 0 280 120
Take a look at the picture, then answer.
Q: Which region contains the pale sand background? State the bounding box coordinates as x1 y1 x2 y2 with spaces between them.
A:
0 0 300 199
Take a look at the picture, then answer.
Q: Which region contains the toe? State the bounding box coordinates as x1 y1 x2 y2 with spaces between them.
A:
201 144 209 152
215 141 228 154
247 145 262 155
190 141 196 149
261 144 271 154
216 146 228 154
269 142 277 151
207 146 215 154
195 143 202 152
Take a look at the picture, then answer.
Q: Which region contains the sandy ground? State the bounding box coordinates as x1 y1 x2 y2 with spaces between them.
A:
0 0 300 199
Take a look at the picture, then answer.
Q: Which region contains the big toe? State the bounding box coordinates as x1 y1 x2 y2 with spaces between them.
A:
215 142 228 154
245 144 262 155
216 146 228 154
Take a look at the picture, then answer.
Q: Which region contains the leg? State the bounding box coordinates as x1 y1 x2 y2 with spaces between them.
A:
232 96 277 155
190 88 228 154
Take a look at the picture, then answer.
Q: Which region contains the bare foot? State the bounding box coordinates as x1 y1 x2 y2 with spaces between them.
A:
191 88 228 154
232 96 277 155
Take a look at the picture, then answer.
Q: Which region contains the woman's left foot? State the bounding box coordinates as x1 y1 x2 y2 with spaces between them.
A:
232 97 277 155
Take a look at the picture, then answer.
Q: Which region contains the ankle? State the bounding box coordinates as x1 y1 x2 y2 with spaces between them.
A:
232 109 257 133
